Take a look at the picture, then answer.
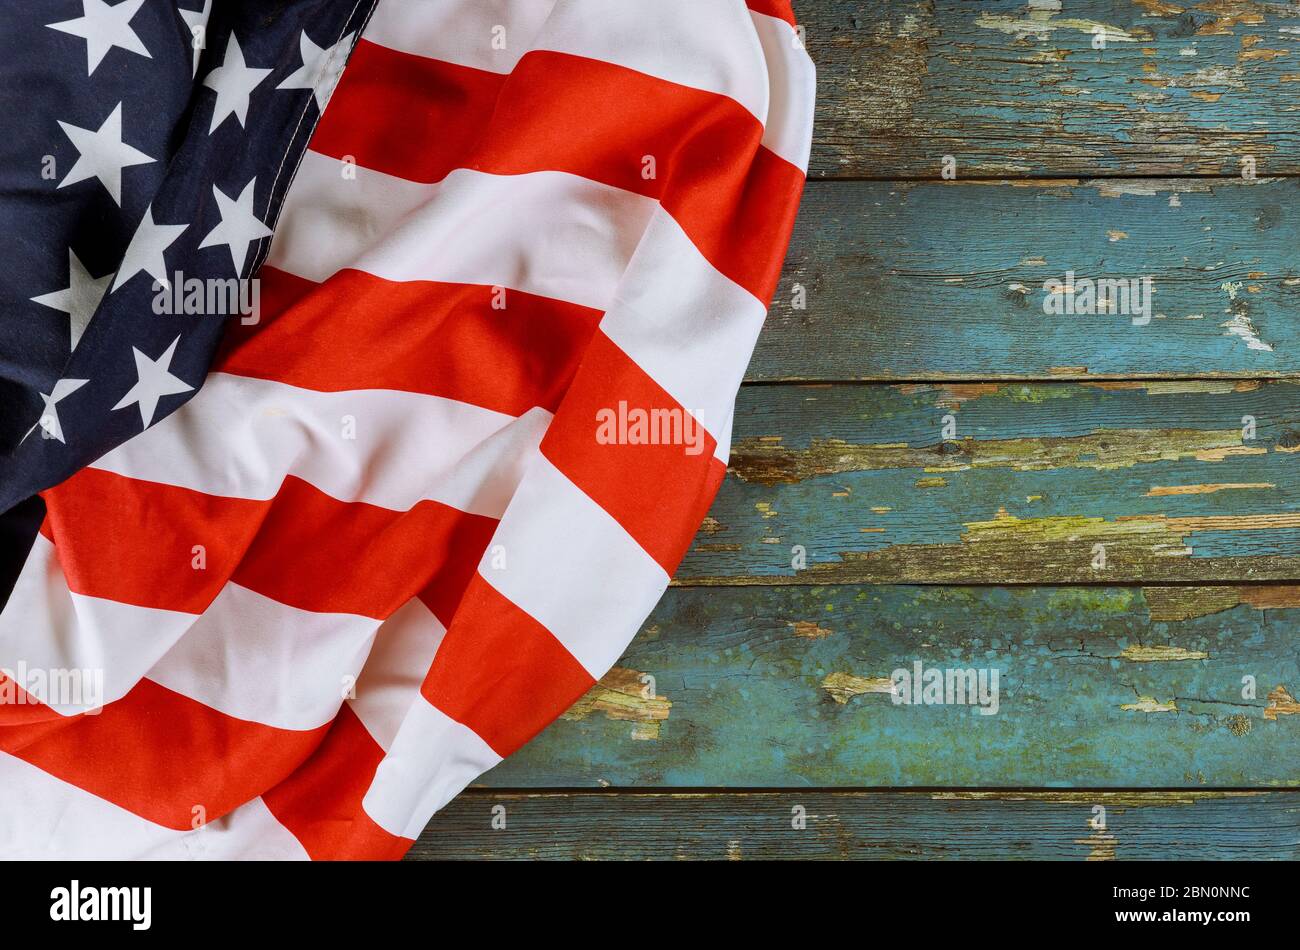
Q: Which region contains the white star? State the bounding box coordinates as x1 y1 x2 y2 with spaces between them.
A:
277 30 356 111
113 205 188 292
23 378 90 444
199 178 272 273
202 33 272 133
57 102 154 207
31 250 111 351
47 0 150 75
178 0 213 76
112 336 194 428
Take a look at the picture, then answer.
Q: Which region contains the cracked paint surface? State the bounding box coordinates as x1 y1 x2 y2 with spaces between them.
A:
806 0 1300 179
490 586 1300 787
754 179 1295 383
676 381 1300 585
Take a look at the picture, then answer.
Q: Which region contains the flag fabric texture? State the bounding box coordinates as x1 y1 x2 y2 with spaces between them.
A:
0 0 815 859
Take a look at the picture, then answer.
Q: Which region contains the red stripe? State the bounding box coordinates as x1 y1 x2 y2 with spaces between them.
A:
0 674 57 726
42 468 258 614
421 575 594 757
541 331 726 574
263 703 412 860
232 476 497 622
747 0 798 27
218 267 601 417
312 43 804 301
311 40 506 189
0 678 327 830
42 468 496 623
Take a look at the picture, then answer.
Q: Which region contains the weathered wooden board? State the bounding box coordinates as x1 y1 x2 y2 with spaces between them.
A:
481 584 1300 788
413 791 1300 860
678 380 1300 584
751 178 1300 381
804 0 1300 179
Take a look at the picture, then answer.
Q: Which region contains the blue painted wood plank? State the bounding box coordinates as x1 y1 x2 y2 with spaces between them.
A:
415 791 1300 860
482 585 1300 787
806 0 1300 178
678 380 1300 583
752 179 1300 380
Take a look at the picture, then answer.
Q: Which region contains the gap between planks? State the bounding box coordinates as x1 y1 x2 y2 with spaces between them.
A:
739 375 1300 386
670 577 1300 590
811 172 1300 184
454 786 1300 797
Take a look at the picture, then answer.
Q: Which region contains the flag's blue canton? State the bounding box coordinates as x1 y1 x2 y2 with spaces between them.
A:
0 0 378 518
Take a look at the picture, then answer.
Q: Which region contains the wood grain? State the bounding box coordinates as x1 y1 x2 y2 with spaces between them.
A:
677 380 1300 584
413 790 1300 860
803 0 1300 179
752 177 1300 381
433 0 1300 855
481 584 1300 788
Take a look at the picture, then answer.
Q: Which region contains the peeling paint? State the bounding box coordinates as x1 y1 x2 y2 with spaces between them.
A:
1146 482 1274 495
1164 513 1300 532
1221 313 1275 351
1080 378 1261 395
928 383 1002 409
563 666 672 739
821 671 895 704
1076 830 1118 861
1143 585 1300 621
1239 47 1288 62
974 13 1147 42
730 428 1255 485
1120 644 1209 661
1144 586 1247 621
1263 685 1299 721
1133 0 1185 14
1121 696 1178 713
791 620 834 639
933 790 1263 805
1090 179 1218 197
1240 586 1300 610
1193 0 1266 35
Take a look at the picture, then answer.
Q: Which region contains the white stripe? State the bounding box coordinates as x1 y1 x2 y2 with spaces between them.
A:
750 10 816 171
269 156 657 313
600 208 766 464
532 0 769 131
148 583 380 732
1 538 383 730
363 0 769 130
361 0 556 74
0 753 307 860
480 455 667 678
348 596 446 751
0 534 192 715
362 696 501 839
91 372 551 517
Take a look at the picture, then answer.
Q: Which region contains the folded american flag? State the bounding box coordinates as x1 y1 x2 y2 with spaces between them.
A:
0 0 814 859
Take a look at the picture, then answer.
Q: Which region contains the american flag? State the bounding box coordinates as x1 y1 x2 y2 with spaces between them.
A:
0 0 814 859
